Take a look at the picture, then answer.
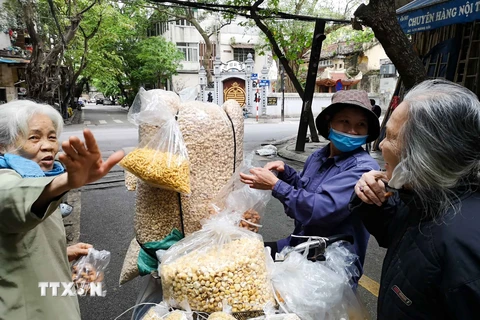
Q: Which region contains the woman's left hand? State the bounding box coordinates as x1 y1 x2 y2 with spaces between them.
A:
239 167 279 190
67 242 93 262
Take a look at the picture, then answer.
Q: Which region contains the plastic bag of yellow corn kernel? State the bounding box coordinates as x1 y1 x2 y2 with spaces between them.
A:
160 213 275 314
120 107 191 194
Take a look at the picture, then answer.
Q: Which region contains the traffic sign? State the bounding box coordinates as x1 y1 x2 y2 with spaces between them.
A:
251 73 258 80
259 80 270 87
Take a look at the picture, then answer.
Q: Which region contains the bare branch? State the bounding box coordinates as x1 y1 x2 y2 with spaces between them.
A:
84 14 102 40
78 0 97 16
207 20 231 38
148 0 350 23
249 0 305 99
47 0 66 47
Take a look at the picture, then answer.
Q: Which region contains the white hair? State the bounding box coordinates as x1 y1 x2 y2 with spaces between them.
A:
400 79 480 220
0 100 64 153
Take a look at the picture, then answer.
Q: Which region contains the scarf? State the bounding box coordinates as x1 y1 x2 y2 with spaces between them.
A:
0 153 65 178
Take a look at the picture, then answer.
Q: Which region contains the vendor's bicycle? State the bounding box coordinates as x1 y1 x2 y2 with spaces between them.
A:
130 234 354 320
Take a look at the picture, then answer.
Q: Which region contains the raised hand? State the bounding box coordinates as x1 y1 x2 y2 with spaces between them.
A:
59 129 124 189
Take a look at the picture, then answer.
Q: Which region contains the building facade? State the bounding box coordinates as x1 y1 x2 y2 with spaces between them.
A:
0 0 30 103
149 15 274 112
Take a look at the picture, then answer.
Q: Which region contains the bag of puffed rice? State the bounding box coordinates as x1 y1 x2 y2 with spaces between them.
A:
120 89 191 194
160 213 275 314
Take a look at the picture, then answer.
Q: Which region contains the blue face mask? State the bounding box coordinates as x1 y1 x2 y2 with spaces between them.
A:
328 128 368 152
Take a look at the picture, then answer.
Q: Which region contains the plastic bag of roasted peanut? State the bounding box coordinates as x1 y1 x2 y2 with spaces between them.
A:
71 248 110 297
208 156 271 232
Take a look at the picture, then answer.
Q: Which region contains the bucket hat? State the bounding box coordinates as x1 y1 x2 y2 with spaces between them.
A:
315 90 380 143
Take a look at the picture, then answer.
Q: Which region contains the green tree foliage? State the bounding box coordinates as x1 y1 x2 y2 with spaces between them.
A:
135 36 184 87
227 0 365 92
83 2 183 106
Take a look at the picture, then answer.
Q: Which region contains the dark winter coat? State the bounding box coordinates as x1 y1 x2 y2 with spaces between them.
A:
349 185 480 319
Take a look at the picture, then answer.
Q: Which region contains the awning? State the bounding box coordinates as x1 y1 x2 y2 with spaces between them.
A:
0 57 29 64
397 0 480 34
230 43 255 49
397 0 448 14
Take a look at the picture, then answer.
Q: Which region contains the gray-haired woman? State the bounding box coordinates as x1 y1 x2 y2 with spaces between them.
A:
0 100 124 319
349 79 480 319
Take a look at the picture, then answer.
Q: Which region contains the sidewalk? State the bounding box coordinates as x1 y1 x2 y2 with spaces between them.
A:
244 117 300 124
276 136 385 168
64 108 83 126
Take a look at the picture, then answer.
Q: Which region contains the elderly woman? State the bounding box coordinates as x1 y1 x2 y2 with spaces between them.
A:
350 79 480 318
0 100 124 319
240 90 380 284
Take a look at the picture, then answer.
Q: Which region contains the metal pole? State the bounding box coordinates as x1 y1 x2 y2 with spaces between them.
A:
256 87 259 122
295 19 326 152
281 64 285 122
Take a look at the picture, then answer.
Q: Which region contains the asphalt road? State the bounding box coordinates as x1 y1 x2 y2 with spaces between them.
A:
64 103 384 320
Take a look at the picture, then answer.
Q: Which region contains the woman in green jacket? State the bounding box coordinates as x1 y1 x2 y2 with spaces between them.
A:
0 100 124 319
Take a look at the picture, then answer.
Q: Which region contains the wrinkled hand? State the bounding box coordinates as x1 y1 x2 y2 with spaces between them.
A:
355 170 389 206
239 167 279 190
263 161 285 173
67 242 93 262
59 129 124 189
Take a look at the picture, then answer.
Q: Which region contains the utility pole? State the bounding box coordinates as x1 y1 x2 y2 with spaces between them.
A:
280 64 285 122
255 86 259 122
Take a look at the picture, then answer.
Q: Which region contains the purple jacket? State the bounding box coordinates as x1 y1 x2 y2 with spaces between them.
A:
272 144 380 281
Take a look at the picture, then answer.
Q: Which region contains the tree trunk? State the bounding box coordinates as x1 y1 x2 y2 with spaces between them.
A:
20 0 91 105
354 0 426 90
189 18 214 84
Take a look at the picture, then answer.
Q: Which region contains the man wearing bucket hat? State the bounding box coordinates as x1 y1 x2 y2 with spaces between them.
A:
240 90 380 284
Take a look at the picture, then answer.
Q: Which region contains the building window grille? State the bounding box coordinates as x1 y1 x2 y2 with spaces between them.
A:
147 22 168 36
176 19 193 26
177 42 199 62
233 48 255 62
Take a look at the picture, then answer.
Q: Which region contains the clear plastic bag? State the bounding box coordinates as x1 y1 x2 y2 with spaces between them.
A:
142 302 192 320
324 242 361 288
209 156 271 232
120 89 191 194
271 244 366 320
160 213 275 313
271 251 345 320
71 248 111 297
128 88 180 125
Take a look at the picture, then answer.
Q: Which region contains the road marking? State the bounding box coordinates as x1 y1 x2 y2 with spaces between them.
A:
113 119 123 123
99 120 107 124
358 275 380 297
84 121 91 125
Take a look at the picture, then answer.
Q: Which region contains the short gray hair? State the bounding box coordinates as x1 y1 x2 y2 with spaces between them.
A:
400 79 480 220
0 100 64 153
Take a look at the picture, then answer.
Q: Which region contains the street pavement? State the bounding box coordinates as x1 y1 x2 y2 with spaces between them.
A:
64 104 384 319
